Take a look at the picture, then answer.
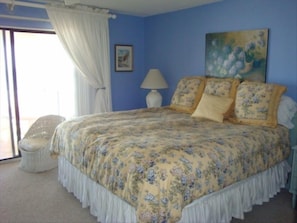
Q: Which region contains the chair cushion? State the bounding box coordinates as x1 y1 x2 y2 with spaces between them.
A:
19 138 48 152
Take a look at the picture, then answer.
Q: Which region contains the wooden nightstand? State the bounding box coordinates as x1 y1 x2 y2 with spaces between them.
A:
289 145 297 208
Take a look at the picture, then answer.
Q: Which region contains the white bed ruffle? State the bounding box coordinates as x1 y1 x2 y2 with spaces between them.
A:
58 157 291 223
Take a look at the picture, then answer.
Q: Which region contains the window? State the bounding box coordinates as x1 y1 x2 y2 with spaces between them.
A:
0 29 76 160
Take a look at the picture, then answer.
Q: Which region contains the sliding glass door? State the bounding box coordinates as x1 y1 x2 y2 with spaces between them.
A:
0 29 19 160
0 29 76 160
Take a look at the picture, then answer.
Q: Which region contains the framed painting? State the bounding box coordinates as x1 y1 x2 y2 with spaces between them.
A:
115 44 133 72
205 29 269 82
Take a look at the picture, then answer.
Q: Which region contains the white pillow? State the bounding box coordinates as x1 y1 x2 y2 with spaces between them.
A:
277 95 297 129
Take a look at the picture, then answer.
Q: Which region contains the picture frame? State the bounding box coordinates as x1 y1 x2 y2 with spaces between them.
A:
115 44 133 72
205 29 269 82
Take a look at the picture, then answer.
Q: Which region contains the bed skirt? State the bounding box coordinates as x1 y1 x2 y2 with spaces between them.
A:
58 157 291 223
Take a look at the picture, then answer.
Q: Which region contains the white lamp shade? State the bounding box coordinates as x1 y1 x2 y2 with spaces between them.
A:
140 69 168 89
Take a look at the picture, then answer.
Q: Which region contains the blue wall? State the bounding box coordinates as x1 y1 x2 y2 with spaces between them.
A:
145 0 297 105
109 14 146 110
0 0 296 111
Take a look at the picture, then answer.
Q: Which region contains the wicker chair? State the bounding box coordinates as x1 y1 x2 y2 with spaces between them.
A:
19 115 65 173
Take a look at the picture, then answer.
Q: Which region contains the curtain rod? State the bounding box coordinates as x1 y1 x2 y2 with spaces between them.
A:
0 14 50 22
1 0 45 9
0 25 54 32
0 0 116 19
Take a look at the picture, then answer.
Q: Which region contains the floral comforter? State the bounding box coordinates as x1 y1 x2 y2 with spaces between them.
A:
50 107 290 223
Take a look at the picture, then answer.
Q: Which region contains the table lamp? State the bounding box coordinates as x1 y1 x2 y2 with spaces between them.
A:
140 69 168 107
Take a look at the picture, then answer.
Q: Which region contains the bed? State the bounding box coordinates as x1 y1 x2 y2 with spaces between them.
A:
50 77 297 223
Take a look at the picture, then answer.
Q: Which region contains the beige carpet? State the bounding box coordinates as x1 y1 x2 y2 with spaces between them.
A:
0 159 296 223
0 159 97 223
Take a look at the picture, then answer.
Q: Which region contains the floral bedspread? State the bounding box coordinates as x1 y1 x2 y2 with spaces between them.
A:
50 107 290 223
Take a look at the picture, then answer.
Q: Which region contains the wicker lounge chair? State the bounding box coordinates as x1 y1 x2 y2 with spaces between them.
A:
19 115 65 173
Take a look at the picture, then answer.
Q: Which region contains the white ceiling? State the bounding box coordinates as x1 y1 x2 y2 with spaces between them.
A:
64 0 223 17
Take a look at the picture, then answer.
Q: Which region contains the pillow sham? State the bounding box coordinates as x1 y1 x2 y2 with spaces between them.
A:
278 95 297 129
204 77 240 117
192 93 233 123
230 81 287 128
204 77 240 98
170 76 206 113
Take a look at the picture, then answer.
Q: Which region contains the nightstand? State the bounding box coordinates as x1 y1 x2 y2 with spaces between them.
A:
289 145 297 208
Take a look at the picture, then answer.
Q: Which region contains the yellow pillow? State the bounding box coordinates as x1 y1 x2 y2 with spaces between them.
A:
204 77 240 99
192 93 233 122
170 76 206 113
204 77 240 117
230 81 287 127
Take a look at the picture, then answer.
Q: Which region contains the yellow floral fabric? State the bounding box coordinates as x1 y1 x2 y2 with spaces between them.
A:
231 81 286 127
204 77 240 98
204 78 240 117
170 76 205 113
50 107 290 223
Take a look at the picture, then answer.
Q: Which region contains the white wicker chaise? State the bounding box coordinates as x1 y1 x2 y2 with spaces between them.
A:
19 115 65 173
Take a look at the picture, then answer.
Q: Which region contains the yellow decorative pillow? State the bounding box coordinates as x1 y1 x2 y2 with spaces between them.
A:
204 77 240 117
204 77 240 99
230 81 287 127
170 76 206 113
192 93 233 123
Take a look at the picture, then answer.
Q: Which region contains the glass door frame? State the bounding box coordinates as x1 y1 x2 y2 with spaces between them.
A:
0 28 56 161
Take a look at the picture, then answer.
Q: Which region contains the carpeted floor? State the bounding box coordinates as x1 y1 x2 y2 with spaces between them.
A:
0 159 296 223
0 159 97 223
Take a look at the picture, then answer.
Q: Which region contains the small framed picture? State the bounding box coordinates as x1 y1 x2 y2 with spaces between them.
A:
115 44 133 72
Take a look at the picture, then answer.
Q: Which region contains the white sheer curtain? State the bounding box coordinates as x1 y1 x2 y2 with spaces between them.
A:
46 6 112 114
75 69 96 115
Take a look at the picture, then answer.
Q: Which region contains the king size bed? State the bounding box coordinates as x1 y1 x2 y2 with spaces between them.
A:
50 77 297 223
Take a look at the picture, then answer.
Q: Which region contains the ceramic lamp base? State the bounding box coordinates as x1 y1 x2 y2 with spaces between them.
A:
146 89 162 108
